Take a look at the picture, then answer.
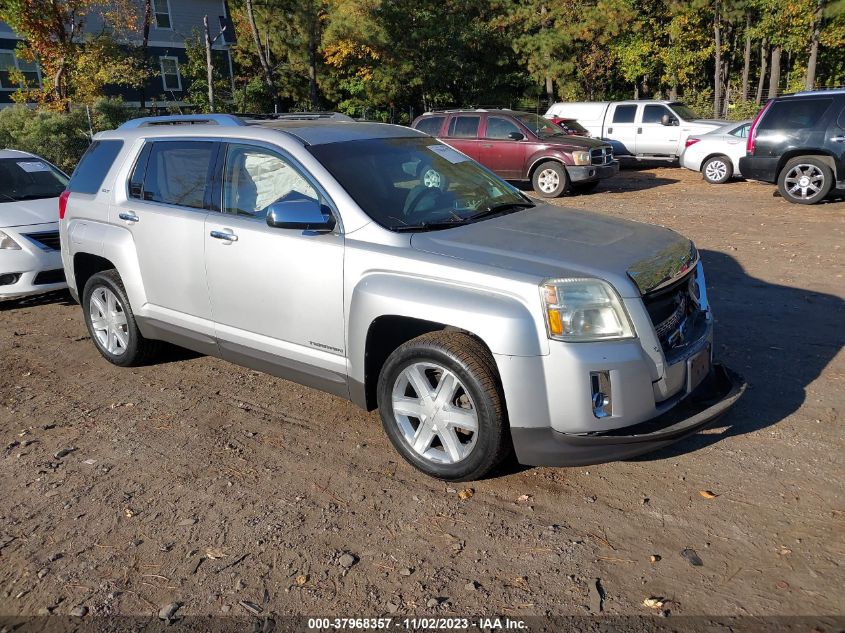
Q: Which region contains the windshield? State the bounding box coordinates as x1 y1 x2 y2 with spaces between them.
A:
513 112 567 139
669 103 702 121
307 137 533 231
0 157 68 202
554 118 588 135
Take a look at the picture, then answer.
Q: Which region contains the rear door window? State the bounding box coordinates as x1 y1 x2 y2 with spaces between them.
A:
414 116 445 136
612 105 637 124
67 140 124 194
837 102 845 129
758 98 833 131
446 115 480 138
138 141 217 209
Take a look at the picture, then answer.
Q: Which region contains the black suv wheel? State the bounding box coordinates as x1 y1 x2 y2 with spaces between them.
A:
777 157 834 205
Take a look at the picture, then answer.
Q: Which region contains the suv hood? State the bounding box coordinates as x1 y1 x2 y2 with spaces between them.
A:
544 135 608 150
0 196 60 228
410 204 696 298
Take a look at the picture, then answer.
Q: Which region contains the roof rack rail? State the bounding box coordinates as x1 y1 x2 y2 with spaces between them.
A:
246 111 354 121
118 114 245 129
792 87 845 96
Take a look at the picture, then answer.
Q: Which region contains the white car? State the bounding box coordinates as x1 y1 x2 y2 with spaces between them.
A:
0 149 69 300
680 120 752 184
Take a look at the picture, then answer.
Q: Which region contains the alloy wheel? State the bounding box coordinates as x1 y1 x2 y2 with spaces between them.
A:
391 362 478 464
783 164 825 200
537 168 560 194
704 160 728 182
89 286 129 356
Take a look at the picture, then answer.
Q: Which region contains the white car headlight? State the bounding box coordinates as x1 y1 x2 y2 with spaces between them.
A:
541 278 635 341
571 150 591 166
0 230 22 250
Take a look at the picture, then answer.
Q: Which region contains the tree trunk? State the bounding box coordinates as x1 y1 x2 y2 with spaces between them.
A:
741 12 752 101
755 39 768 104
805 0 823 90
714 0 722 118
245 0 279 112
768 45 781 99
308 13 320 110
203 15 215 113
545 77 554 103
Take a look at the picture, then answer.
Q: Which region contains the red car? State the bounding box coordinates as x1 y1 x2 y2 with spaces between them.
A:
547 116 591 136
411 109 617 197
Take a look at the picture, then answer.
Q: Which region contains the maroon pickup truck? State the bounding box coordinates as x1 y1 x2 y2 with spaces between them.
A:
411 109 618 197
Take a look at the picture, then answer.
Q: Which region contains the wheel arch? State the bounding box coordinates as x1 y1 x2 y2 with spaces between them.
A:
347 274 546 411
72 253 116 299
527 153 569 180
776 150 837 179
700 152 735 172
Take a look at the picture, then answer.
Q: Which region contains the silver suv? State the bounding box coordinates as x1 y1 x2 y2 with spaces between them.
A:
60 114 743 480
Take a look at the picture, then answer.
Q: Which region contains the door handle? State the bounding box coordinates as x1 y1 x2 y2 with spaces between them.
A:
481 143 492 148
607 127 613 134
637 127 642 134
210 230 238 242
118 212 139 223
831 135 845 143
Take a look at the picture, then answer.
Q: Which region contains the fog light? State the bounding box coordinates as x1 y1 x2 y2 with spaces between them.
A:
590 371 612 419
0 273 21 286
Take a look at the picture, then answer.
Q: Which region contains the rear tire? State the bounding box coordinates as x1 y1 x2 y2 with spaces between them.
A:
777 157 833 204
376 332 510 481
701 155 733 184
531 161 569 198
82 270 160 367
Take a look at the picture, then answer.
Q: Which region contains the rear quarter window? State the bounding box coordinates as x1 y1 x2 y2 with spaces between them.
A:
446 116 480 138
414 116 445 136
67 140 124 194
759 98 833 131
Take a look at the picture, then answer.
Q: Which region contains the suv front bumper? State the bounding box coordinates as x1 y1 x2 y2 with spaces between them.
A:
568 161 620 182
511 364 744 466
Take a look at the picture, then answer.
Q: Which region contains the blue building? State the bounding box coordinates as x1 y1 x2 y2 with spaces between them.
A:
0 0 235 108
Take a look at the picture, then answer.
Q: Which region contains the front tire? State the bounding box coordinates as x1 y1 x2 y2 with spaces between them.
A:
376 332 509 481
702 155 733 184
531 161 569 198
777 157 833 204
82 270 159 367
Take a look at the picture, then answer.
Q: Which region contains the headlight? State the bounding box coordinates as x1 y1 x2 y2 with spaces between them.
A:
0 230 21 250
571 150 591 166
541 278 635 341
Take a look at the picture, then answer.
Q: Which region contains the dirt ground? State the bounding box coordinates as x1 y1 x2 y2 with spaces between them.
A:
1 165 843 628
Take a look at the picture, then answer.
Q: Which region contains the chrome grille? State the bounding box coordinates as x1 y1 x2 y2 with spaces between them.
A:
24 231 60 251
591 147 613 165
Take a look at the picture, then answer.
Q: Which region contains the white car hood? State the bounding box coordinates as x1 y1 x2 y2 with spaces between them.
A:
0 196 60 228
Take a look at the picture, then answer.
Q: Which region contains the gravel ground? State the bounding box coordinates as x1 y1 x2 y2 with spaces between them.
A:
0 165 843 627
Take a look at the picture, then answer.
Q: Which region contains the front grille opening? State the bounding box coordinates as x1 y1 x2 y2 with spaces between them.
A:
643 269 698 352
25 231 61 251
33 269 66 285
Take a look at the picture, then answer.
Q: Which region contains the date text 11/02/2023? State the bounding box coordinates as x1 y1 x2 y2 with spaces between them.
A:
306 618 528 630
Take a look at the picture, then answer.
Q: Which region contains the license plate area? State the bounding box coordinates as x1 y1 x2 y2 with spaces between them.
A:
687 345 711 393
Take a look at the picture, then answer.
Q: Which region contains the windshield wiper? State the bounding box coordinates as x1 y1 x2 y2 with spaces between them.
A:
391 219 468 232
468 201 535 223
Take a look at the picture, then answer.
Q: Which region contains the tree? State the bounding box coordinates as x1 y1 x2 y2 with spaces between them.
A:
0 0 143 110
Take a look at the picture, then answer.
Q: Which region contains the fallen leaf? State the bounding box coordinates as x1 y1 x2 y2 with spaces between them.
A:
643 597 664 609
123 508 135 518
205 547 227 560
699 490 718 499
650 554 661 563
457 488 474 500
681 548 703 567
516 494 532 503
295 574 308 586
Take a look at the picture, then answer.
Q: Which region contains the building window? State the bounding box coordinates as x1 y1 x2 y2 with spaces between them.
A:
152 0 172 29
0 50 42 90
159 56 181 92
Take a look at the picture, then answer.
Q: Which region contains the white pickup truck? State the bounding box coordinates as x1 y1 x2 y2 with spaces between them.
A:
545 101 727 161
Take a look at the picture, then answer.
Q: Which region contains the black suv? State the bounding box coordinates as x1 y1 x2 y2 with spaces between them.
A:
740 89 845 204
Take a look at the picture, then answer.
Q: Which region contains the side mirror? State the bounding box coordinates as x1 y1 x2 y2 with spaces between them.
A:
661 114 679 126
266 196 336 232
508 131 525 141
